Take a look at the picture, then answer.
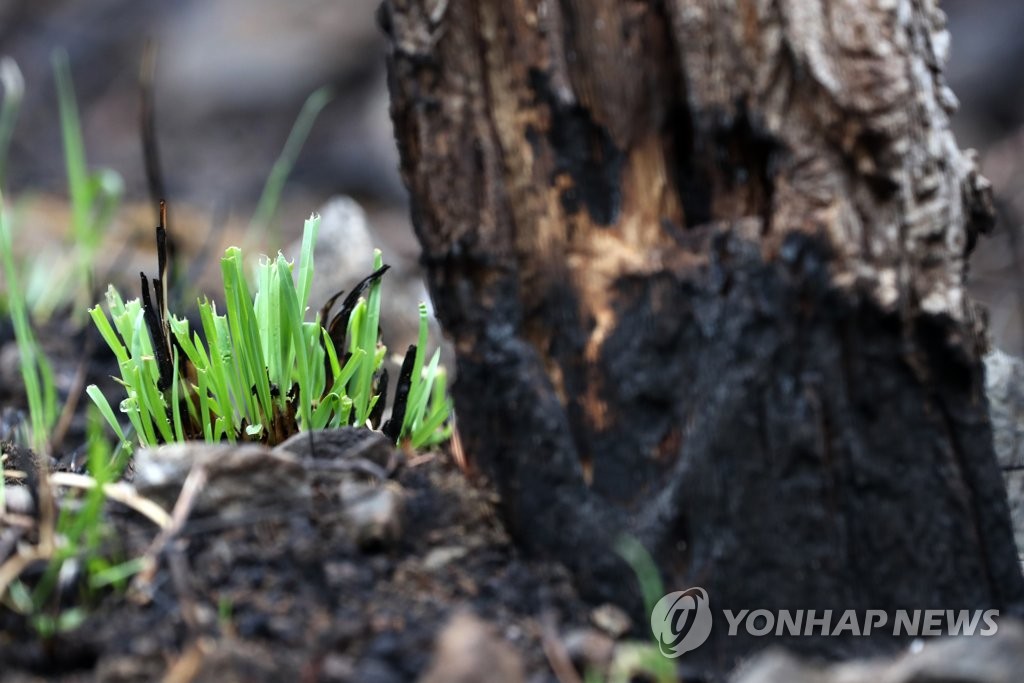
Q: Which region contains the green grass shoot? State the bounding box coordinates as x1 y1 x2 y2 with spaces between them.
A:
43 49 122 321
0 190 57 455
88 214 440 449
249 86 332 237
396 302 453 449
19 405 135 636
89 213 452 450
0 57 24 190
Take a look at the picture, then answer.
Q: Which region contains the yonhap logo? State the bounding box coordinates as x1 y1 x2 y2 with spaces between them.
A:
650 587 713 658
648 586 1000 656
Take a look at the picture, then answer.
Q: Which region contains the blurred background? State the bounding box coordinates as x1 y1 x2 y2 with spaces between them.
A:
0 0 1023 351
1 0 401 210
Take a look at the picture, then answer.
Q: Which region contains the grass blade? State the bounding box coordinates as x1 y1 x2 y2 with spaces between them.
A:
352 250 384 424
85 384 127 446
0 57 24 190
276 253 312 429
0 191 54 453
250 87 332 235
222 248 271 433
53 49 91 245
296 214 320 315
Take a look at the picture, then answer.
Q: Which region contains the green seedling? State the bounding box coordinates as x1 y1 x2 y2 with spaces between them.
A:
0 57 24 190
26 50 123 322
615 535 665 618
0 62 56 455
383 302 453 449
546 537 676 683
250 86 332 238
4 405 136 638
602 535 677 683
0 190 57 455
217 595 235 634
0 58 444 644
349 249 387 425
0 447 6 512
53 49 123 261
87 214 444 450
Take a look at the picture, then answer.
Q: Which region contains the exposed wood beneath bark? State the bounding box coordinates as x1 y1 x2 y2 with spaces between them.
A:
382 0 1024 675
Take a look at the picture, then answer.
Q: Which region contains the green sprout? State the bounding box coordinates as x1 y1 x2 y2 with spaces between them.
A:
0 190 57 455
604 535 677 683
387 302 453 449
250 86 332 237
27 50 123 322
86 214 451 451
53 49 123 257
5 406 136 638
0 56 24 190
0 56 450 643
349 249 386 425
0 60 57 455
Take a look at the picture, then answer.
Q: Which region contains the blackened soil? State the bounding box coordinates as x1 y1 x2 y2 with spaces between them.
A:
0 450 597 682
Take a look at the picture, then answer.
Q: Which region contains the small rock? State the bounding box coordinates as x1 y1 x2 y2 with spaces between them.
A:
133 443 309 518
161 637 287 683
0 526 24 566
324 560 362 587
563 628 615 677
985 349 1024 470
353 657 404 683
984 348 1024 557
275 427 396 471
0 406 27 442
591 603 632 638
729 649 823 683
96 653 165 683
422 545 468 571
1006 471 1024 560
340 480 404 550
731 619 1024 683
2 485 34 515
418 612 525 683
607 641 677 683
320 653 356 682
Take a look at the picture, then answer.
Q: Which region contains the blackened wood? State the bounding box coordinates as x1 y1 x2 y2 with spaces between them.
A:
382 344 416 442
382 0 1024 676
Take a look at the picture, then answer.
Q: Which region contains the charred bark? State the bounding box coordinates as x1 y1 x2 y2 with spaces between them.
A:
382 0 1024 675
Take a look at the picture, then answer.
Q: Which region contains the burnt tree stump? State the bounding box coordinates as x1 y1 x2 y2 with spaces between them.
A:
381 0 1024 675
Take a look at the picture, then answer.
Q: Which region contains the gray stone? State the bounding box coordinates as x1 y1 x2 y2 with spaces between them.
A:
418 612 525 683
985 349 1024 469
731 619 1024 683
274 427 395 470
339 480 404 550
562 628 615 677
984 349 1024 558
590 603 632 639
421 545 468 571
133 442 309 518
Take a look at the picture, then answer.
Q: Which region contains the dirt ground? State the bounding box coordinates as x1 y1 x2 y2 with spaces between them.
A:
0 312 636 683
0 426 609 683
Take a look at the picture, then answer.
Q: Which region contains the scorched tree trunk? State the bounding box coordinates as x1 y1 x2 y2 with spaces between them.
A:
381 0 1024 675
